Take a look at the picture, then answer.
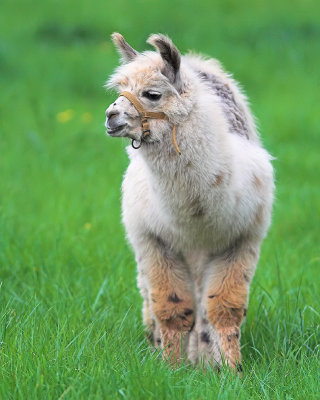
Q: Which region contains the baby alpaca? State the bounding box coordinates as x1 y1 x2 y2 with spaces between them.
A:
105 33 274 371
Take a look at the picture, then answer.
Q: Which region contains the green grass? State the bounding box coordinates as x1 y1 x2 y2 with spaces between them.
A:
1 0 320 398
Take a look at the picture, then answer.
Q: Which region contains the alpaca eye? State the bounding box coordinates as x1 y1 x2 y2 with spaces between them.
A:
142 91 162 101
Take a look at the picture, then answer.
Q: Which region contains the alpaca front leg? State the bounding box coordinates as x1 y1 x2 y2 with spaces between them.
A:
151 281 194 363
142 240 195 363
205 244 258 371
142 297 161 348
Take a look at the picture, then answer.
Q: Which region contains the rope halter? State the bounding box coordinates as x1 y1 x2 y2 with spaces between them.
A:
119 91 181 155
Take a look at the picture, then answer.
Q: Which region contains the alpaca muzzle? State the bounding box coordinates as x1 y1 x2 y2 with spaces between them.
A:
119 91 181 155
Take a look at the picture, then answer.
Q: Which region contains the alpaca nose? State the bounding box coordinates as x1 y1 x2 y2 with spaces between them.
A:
105 103 127 134
106 104 119 119
106 104 121 127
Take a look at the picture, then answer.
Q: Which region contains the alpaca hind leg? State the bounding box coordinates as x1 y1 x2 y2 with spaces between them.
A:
137 269 163 349
187 295 222 366
137 270 154 342
197 315 222 367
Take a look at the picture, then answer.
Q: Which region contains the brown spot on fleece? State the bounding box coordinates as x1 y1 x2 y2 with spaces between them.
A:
212 174 224 186
200 331 211 344
168 293 182 303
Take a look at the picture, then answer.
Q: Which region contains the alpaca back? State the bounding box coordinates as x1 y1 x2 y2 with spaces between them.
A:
183 54 260 143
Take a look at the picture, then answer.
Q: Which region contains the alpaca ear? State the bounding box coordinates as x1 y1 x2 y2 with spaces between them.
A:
111 33 139 63
147 34 182 91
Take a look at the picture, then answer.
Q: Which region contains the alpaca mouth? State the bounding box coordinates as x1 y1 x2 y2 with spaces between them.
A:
107 123 127 136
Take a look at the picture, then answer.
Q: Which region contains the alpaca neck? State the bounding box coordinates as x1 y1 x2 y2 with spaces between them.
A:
138 107 231 190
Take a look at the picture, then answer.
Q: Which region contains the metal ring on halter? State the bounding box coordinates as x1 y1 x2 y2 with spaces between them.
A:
131 139 142 149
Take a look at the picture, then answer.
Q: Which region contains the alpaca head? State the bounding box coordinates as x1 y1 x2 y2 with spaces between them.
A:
105 33 191 144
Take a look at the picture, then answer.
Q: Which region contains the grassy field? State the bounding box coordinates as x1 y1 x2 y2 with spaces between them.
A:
1 0 320 398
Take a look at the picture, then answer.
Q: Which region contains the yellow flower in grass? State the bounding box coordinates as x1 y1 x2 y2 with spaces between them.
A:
99 41 111 51
84 222 92 230
56 109 75 123
81 112 93 124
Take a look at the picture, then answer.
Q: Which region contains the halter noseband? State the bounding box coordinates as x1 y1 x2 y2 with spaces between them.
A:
119 91 181 155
